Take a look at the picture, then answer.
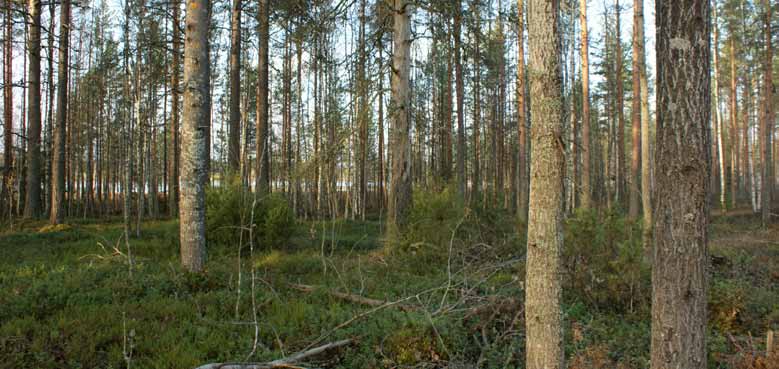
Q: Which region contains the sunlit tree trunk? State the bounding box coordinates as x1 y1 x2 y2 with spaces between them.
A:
579 0 591 209
713 3 725 211
387 0 412 236
525 1 564 368
651 1 710 368
180 0 211 273
517 0 528 220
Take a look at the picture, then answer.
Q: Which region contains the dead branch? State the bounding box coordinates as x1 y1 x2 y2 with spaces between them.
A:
194 339 353 369
289 283 416 312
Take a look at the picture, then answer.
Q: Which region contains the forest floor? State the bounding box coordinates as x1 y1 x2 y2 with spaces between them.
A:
0 209 778 369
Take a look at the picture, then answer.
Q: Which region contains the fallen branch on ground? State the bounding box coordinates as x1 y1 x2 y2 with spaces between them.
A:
193 339 353 369
289 283 416 312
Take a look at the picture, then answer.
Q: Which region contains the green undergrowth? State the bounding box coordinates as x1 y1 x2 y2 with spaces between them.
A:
0 204 777 368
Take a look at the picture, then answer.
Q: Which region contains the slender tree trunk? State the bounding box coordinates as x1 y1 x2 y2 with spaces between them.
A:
729 37 739 209
24 0 42 218
50 0 70 224
387 0 412 236
525 1 564 368
761 0 773 226
377 45 385 211
180 0 211 272
358 0 367 219
455 3 465 198
472 1 482 202
228 0 241 173
168 0 181 216
651 1 710 368
713 3 725 211
579 0 591 209
44 0 54 213
517 0 528 220
255 0 270 195
615 0 625 207
637 0 651 241
2 3 13 218
628 0 641 219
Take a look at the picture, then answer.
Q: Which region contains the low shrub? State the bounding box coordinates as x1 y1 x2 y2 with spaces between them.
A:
205 179 296 252
564 209 649 313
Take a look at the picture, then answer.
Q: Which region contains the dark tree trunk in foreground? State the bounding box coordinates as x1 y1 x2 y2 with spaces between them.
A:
2 3 12 217
24 0 43 218
387 0 412 237
525 1 564 369
180 0 211 272
50 0 71 225
651 1 710 368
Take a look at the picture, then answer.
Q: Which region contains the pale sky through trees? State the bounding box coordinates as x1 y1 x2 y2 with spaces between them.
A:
2 0 657 159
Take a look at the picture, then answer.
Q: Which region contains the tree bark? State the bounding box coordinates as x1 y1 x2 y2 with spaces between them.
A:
638 0 651 242
651 1 710 368
761 0 772 227
228 0 241 173
169 0 181 216
387 0 413 236
255 0 270 195
455 2 466 198
24 0 43 218
517 0 528 221
525 1 564 369
472 0 482 202
2 3 13 218
628 0 641 219
180 0 211 273
579 0 591 209
615 0 625 207
713 3 725 211
50 0 70 225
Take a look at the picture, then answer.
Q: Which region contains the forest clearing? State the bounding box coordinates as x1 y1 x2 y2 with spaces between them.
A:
0 206 778 368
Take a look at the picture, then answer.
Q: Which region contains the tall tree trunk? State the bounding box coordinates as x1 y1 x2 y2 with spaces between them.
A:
358 0 367 219
377 44 385 211
255 0 270 195
713 3 725 211
525 1 564 368
455 3 465 198
637 0 651 242
517 0 528 220
729 37 739 209
24 0 42 218
628 0 641 219
168 0 181 216
2 3 13 218
45 0 54 213
228 0 241 173
761 0 773 226
579 0 591 209
387 0 412 236
180 0 211 272
651 1 710 368
50 0 70 224
135 0 146 236
615 0 625 207
472 1 482 202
